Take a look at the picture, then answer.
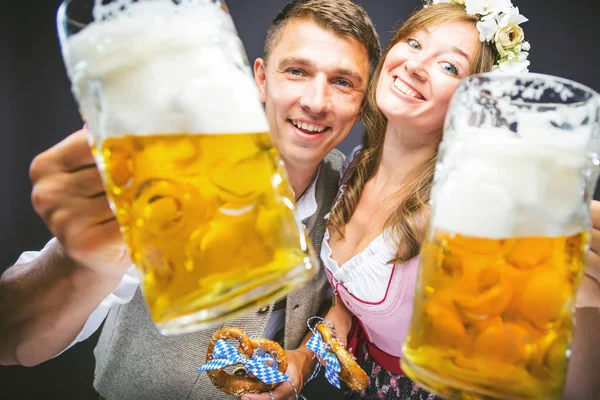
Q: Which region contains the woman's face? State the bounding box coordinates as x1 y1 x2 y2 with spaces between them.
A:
376 21 479 136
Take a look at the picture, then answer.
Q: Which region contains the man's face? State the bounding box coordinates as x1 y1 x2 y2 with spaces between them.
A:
254 19 370 170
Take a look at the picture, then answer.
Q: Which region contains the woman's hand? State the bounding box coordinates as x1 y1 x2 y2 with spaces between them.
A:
579 200 600 308
323 301 353 349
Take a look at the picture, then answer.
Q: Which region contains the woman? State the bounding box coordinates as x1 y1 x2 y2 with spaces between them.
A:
320 1 526 398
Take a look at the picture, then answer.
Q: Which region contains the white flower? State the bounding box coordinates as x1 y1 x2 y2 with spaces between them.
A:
488 0 514 9
493 59 530 73
465 0 487 15
517 51 529 62
484 0 514 19
476 18 498 42
494 23 525 56
426 0 531 73
498 7 528 27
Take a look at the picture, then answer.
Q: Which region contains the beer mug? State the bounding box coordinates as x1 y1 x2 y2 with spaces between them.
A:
56 0 317 335
401 73 600 399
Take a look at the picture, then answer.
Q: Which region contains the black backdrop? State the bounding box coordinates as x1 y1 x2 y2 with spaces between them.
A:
1 0 599 398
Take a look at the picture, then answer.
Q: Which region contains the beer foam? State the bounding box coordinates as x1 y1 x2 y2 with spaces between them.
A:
432 128 593 239
62 0 269 137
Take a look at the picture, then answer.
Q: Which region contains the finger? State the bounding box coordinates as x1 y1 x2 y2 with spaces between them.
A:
43 193 115 231
65 166 106 199
62 129 96 171
586 249 600 283
29 129 95 183
53 129 96 172
577 275 600 308
591 200 600 228
240 392 273 400
241 387 289 400
31 167 107 222
268 381 297 400
590 227 600 256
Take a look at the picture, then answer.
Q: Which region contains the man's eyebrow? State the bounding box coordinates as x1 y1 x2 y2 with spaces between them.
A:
278 57 364 86
277 57 316 69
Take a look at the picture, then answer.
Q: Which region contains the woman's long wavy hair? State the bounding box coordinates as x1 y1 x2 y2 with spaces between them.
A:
328 3 496 264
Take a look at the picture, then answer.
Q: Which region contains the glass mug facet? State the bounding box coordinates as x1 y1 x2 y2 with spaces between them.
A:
401 73 600 399
56 0 317 335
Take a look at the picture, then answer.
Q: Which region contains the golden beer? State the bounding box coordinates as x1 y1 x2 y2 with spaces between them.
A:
99 133 312 327
402 229 587 399
397 74 600 399
58 0 319 334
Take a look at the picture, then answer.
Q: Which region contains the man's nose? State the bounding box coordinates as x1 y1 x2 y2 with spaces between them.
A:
299 75 331 115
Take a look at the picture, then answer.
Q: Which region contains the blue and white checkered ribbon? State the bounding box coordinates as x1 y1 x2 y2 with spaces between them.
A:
197 339 290 385
304 320 343 389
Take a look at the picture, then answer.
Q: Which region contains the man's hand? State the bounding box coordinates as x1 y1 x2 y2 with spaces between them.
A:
0 129 133 366
30 129 131 277
240 348 317 400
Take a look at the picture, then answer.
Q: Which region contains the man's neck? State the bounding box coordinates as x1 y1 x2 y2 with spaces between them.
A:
284 158 321 201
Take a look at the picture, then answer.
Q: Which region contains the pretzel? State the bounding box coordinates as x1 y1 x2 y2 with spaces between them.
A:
315 322 368 391
206 327 288 396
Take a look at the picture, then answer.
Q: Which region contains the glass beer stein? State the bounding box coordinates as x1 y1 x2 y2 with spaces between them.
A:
401 73 600 399
56 0 317 335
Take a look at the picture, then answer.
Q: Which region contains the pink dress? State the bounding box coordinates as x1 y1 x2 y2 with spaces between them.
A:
320 148 437 399
321 229 419 373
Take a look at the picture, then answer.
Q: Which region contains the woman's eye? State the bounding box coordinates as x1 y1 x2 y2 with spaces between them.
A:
440 61 459 76
407 38 421 50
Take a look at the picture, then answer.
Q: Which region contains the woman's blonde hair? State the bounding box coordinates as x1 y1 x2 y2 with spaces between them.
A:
328 3 495 264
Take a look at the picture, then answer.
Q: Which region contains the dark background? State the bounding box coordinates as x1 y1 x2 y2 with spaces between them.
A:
0 0 598 398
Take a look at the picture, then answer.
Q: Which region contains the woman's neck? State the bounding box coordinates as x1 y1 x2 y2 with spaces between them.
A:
371 123 439 193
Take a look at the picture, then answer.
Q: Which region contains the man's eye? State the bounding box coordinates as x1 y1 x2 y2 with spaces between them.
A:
287 68 304 76
334 79 352 88
407 38 421 50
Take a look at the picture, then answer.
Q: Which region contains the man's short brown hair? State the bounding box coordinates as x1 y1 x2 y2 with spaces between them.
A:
263 0 381 73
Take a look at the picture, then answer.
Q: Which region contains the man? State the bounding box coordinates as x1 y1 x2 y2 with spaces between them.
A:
0 1 381 399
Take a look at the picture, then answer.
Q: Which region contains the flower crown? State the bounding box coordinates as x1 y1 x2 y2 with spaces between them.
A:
426 0 530 73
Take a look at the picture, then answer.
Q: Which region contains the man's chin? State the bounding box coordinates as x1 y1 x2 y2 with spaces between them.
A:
281 146 325 168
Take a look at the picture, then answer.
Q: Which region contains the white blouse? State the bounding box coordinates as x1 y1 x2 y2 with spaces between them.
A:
321 225 396 303
320 145 396 303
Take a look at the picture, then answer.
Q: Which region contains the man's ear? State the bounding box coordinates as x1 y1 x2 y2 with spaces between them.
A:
355 110 363 122
254 58 267 103
355 102 366 122
355 93 369 122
